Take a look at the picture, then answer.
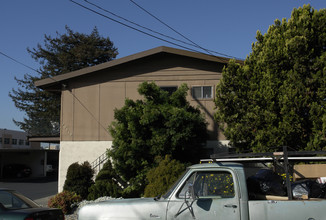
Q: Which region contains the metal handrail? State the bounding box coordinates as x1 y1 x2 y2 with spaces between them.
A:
91 152 108 175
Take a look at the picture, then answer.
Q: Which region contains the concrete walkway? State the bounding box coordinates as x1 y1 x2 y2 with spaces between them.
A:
34 195 55 207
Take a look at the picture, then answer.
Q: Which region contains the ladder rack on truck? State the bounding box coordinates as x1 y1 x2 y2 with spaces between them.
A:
201 146 326 200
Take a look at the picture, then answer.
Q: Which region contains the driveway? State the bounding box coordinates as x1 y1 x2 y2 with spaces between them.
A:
0 175 58 206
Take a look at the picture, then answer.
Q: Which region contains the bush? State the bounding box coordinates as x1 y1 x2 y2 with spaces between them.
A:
88 161 122 200
63 161 94 199
144 155 186 197
109 82 207 197
48 191 82 214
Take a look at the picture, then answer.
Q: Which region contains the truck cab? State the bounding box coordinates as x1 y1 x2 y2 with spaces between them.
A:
165 163 248 220
78 162 249 220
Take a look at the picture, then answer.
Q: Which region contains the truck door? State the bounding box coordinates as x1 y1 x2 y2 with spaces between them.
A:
167 170 240 220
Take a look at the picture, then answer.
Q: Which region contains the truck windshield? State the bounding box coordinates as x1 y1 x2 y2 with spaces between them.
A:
162 169 188 199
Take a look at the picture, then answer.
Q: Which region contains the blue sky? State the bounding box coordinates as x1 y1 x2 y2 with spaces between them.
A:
0 0 325 131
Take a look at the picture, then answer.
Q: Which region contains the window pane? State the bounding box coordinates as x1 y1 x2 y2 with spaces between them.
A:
0 191 31 209
194 171 234 198
4 138 10 144
178 171 235 198
192 87 202 99
0 191 12 208
178 173 196 198
160 86 178 95
19 140 24 145
203 86 212 98
12 139 17 145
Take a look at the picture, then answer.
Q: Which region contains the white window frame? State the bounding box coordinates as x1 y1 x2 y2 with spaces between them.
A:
191 86 214 99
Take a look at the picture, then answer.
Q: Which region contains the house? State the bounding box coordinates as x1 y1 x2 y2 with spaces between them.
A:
35 46 241 192
0 128 34 149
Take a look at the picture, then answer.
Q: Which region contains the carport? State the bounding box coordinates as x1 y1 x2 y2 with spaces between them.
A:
0 148 59 179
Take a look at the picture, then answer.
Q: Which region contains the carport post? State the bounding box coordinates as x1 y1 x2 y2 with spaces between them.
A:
0 153 2 178
43 151 48 177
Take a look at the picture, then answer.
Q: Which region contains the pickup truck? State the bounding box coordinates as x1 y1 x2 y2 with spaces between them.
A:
78 162 326 220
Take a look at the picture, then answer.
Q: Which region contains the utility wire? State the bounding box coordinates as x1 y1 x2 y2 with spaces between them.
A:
2 0 240 136
1 49 111 135
70 0 210 55
129 0 240 60
83 0 238 60
83 0 205 51
64 86 110 134
45 75 111 136
70 0 233 63
0 51 41 74
129 0 211 55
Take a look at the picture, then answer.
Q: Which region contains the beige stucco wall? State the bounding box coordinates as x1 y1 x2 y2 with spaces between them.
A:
60 58 224 142
58 141 112 192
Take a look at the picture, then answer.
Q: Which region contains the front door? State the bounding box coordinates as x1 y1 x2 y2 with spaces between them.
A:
167 170 240 220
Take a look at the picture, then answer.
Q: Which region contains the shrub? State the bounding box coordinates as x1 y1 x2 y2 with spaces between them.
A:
48 191 82 214
109 82 207 197
88 161 122 200
63 161 94 199
144 155 186 197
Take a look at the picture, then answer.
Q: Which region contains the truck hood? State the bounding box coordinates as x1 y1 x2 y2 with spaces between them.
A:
78 198 168 220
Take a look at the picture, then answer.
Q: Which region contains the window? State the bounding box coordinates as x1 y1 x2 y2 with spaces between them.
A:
19 139 24 145
0 191 31 209
178 171 235 199
192 86 213 99
160 86 178 95
4 138 10 145
12 139 17 145
0 137 2 144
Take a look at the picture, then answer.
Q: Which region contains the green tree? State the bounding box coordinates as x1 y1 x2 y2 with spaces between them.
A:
215 5 326 152
144 155 186 197
63 161 94 199
9 26 118 135
88 161 123 200
109 82 207 197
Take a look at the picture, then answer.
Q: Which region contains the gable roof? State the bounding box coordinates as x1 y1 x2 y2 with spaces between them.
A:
35 46 241 91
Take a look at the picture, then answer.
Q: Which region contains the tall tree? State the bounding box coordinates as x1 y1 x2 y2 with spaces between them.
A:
10 26 118 135
215 5 326 152
109 82 207 197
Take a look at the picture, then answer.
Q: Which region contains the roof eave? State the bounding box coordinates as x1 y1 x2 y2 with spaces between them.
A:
35 46 241 90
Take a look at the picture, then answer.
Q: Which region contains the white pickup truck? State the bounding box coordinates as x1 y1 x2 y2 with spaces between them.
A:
78 161 326 220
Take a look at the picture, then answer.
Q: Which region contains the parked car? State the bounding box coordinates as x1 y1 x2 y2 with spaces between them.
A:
3 164 32 178
0 188 64 219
